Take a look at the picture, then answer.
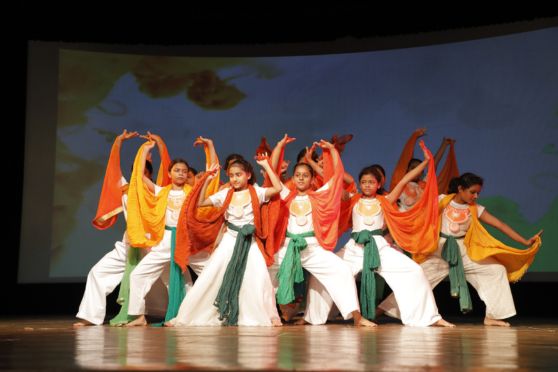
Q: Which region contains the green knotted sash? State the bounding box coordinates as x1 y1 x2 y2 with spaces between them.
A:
109 244 141 326
151 226 187 327
440 232 472 313
351 229 383 320
276 231 315 305
162 226 186 322
214 222 256 326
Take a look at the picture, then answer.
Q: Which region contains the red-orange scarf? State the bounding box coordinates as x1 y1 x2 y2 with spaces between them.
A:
174 174 269 271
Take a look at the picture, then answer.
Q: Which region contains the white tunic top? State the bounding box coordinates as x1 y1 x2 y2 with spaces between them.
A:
439 194 485 237
209 185 269 228
351 197 385 232
154 185 187 227
279 182 329 244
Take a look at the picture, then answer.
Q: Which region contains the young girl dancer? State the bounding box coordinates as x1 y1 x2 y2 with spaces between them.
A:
125 138 209 326
303 142 453 327
168 154 282 326
380 172 543 326
74 130 159 327
270 138 375 327
390 128 458 210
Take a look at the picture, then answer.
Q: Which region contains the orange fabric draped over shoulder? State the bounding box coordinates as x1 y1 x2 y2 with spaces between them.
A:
270 147 344 255
380 142 439 255
174 175 270 271
344 180 358 195
336 177 358 235
174 141 223 270
126 142 192 248
338 193 360 235
259 144 285 265
308 149 344 250
92 139 124 230
437 142 459 195
174 173 232 271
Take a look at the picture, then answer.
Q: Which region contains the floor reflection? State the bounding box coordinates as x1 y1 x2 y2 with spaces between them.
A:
72 323 525 370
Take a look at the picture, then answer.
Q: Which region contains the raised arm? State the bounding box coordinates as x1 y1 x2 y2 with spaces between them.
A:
197 163 220 207
143 131 166 160
270 134 296 171
194 136 218 166
315 140 341 186
138 141 157 193
479 211 543 246
304 143 324 178
343 172 355 187
140 131 172 186
386 144 430 204
256 153 283 199
116 129 139 171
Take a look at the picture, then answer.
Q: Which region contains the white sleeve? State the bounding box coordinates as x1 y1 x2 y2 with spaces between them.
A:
154 184 162 196
208 188 230 208
254 184 270 204
316 181 330 193
476 204 486 217
121 194 128 221
279 182 291 200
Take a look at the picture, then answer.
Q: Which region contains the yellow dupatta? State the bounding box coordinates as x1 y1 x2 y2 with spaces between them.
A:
126 142 192 248
428 194 542 282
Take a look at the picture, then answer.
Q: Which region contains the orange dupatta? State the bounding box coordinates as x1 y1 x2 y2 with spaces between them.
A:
339 142 440 256
92 139 124 230
270 147 344 254
174 174 269 271
437 142 459 195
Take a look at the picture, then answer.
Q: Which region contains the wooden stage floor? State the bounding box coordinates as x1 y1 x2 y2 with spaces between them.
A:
1 317 557 370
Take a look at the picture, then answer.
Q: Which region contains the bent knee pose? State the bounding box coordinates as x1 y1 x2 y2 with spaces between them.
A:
380 172 542 327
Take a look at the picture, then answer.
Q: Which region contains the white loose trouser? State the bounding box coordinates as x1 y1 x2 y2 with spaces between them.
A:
379 237 516 320
269 239 360 324
128 230 209 316
303 237 441 326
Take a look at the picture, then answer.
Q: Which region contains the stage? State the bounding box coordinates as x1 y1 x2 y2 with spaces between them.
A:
1 317 557 370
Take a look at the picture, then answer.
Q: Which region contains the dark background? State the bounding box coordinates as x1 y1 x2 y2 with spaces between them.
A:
8 9 558 319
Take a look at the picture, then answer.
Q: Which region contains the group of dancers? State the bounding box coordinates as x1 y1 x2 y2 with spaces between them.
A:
73 128 543 329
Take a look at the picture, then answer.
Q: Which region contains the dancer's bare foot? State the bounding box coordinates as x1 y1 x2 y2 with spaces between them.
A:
434 318 455 328
352 311 377 327
271 318 283 327
279 304 297 322
294 318 309 325
484 317 510 327
73 320 94 328
126 315 147 327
